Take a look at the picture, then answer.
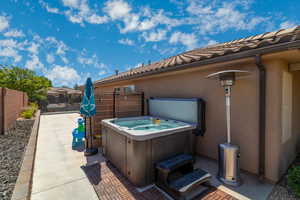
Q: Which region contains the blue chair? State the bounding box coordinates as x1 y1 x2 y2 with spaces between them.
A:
72 128 85 148
72 118 86 148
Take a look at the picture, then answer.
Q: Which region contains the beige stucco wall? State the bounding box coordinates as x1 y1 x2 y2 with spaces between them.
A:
264 59 300 182
292 71 300 154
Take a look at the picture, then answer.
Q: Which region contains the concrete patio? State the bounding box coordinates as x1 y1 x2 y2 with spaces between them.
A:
195 157 274 200
30 113 275 200
30 113 99 200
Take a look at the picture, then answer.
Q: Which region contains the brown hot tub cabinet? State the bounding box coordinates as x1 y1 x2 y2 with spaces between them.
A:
101 98 206 187
102 124 195 186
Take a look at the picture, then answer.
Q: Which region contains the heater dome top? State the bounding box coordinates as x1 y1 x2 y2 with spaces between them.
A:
206 70 250 80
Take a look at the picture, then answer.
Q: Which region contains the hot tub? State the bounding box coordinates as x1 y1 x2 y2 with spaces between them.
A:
102 116 197 186
101 98 206 187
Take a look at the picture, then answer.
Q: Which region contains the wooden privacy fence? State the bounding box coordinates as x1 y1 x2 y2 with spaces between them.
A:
0 87 28 134
86 92 144 147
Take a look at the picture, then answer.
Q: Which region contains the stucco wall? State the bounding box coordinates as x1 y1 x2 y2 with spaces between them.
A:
292 71 300 154
264 60 300 182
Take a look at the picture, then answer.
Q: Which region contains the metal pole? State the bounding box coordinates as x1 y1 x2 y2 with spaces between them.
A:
113 90 116 118
225 86 231 144
90 117 92 148
84 117 87 147
141 92 145 116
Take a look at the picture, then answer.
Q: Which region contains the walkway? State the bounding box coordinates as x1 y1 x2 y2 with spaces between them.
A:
30 113 98 200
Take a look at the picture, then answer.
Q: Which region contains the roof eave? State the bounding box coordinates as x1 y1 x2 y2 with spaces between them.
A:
95 40 300 86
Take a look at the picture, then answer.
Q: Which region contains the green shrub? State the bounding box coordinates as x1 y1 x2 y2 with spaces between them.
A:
21 103 38 119
30 102 38 112
288 165 300 197
21 109 34 119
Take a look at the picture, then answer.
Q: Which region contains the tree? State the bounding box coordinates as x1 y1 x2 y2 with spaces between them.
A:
73 83 79 90
0 65 52 102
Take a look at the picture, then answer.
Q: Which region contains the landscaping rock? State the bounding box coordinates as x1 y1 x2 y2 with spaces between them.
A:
0 119 34 200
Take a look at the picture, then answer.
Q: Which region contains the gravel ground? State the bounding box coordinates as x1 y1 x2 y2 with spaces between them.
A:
0 119 34 200
268 155 300 200
268 176 300 200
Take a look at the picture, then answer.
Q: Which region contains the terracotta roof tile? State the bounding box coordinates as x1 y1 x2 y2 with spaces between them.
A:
96 26 300 84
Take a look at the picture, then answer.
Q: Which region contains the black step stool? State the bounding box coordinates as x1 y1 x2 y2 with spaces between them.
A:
156 154 211 200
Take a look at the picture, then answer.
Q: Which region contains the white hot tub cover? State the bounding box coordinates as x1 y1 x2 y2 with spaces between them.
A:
148 98 206 136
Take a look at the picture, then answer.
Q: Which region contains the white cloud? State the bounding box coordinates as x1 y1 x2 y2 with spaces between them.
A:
0 39 19 48
103 0 181 33
86 14 108 24
78 56 93 65
61 56 69 64
0 48 22 62
120 10 181 33
280 21 297 29
169 31 198 50
4 29 24 37
186 1 213 15
99 70 107 76
27 43 39 54
46 54 55 63
39 0 61 14
0 15 9 32
120 14 140 33
118 38 134 45
25 55 44 70
104 0 131 20
62 0 108 25
78 54 108 71
186 0 266 35
126 62 142 70
62 0 81 9
0 39 23 62
40 0 108 25
142 29 167 42
45 37 69 55
206 39 218 46
45 6 60 14
46 65 80 86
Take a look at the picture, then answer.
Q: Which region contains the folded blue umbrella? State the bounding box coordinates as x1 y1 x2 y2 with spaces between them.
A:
80 77 98 155
80 77 96 117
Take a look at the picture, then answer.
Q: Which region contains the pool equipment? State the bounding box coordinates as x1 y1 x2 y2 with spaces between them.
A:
207 70 250 186
72 118 85 148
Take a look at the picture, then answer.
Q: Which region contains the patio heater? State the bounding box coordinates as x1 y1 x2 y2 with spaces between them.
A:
207 70 250 186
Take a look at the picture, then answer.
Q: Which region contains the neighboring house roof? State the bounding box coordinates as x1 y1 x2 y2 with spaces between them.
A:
47 87 82 95
95 26 300 85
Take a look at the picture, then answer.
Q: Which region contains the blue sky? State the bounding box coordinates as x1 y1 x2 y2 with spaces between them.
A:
0 0 299 87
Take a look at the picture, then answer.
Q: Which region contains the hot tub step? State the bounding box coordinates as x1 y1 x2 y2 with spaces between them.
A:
156 154 194 173
169 169 211 193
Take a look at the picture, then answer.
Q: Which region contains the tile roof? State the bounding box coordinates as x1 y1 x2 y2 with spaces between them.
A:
95 26 300 85
47 87 82 94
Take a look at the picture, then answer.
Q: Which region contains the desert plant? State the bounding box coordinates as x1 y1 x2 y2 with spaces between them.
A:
30 102 38 112
21 103 38 119
288 165 300 197
21 109 34 119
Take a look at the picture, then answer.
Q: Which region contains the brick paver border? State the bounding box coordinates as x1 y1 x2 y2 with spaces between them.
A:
11 110 41 200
